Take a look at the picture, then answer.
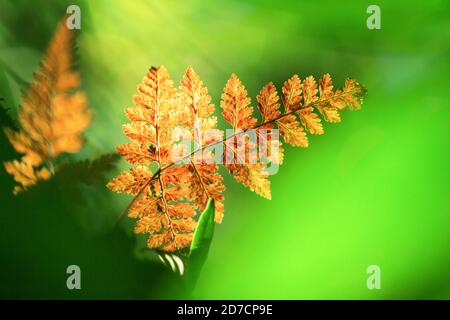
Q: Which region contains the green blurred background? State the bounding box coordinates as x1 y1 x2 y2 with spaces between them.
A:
0 0 449 299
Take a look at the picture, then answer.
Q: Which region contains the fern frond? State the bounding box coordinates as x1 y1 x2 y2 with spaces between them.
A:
178 67 225 223
109 65 367 253
3 19 91 194
221 74 272 199
108 66 196 252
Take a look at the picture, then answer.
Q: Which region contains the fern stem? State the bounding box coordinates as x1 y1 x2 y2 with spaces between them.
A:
115 169 160 225
156 169 179 252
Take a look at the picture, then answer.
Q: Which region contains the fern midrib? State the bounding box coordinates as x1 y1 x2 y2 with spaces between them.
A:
153 71 179 252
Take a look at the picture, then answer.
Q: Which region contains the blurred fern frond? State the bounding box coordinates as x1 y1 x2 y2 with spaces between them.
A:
3 19 91 194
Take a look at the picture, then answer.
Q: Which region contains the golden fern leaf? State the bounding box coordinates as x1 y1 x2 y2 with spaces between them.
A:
256 83 284 165
298 76 324 134
108 66 196 252
3 19 91 194
110 65 366 253
257 82 281 122
316 73 341 123
277 75 308 147
221 74 272 199
178 66 225 223
281 74 302 111
221 74 257 130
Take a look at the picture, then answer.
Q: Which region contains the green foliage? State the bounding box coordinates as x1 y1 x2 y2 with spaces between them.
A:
190 199 216 253
149 199 216 290
186 199 216 288
0 148 185 298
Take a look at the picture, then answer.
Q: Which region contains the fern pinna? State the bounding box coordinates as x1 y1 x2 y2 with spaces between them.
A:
108 66 366 253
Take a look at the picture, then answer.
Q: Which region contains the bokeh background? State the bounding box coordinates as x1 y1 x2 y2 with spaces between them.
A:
0 0 449 299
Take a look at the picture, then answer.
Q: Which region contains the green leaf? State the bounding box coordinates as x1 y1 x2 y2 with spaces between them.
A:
190 198 215 252
186 198 215 287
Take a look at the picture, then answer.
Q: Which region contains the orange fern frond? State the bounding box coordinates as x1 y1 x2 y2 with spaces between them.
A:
178 67 225 223
109 65 367 253
221 74 272 199
3 19 91 194
108 66 196 252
